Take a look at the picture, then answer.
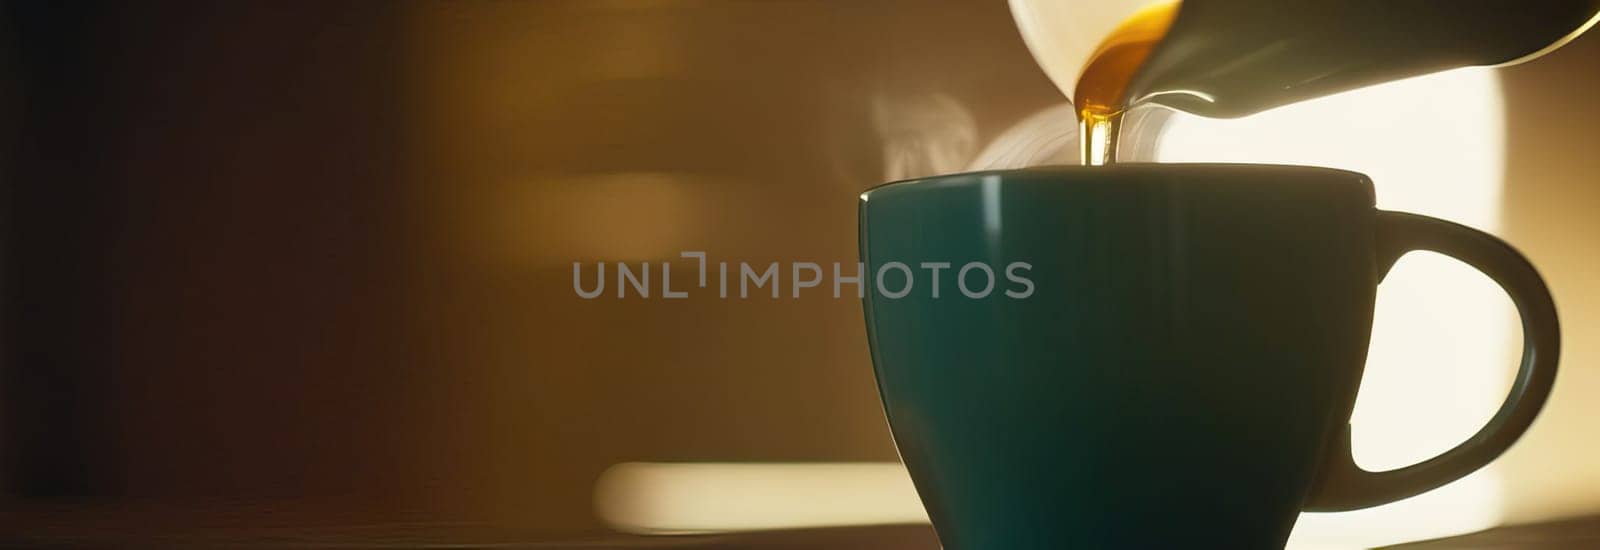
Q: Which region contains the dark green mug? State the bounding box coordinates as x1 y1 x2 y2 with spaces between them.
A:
858 164 1558 549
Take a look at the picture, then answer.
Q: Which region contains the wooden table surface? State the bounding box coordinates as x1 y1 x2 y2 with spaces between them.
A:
3 498 1597 549
5 516 1600 549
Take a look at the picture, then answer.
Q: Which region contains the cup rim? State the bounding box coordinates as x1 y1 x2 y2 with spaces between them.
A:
859 162 1373 202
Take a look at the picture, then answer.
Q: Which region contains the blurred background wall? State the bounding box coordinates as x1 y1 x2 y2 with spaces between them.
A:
0 0 1057 535
0 0 1597 538
1498 27 1600 523
1 0 419 513
398 0 1063 534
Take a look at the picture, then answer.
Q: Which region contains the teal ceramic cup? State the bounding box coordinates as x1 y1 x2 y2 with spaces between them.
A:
858 164 1558 549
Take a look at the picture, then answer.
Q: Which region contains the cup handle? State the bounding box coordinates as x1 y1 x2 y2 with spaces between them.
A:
1303 211 1560 511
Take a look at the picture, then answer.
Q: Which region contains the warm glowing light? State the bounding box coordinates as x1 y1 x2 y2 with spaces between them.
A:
594 461 1499 548
1158 67 1511 548
595 462 927 534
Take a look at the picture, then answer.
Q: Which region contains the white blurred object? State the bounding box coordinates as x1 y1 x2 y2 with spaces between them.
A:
1007 0 1166 105
1009 0 1597 117
595 462 927 534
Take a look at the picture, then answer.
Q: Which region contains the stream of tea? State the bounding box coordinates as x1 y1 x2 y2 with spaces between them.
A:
1072 0 1181 166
